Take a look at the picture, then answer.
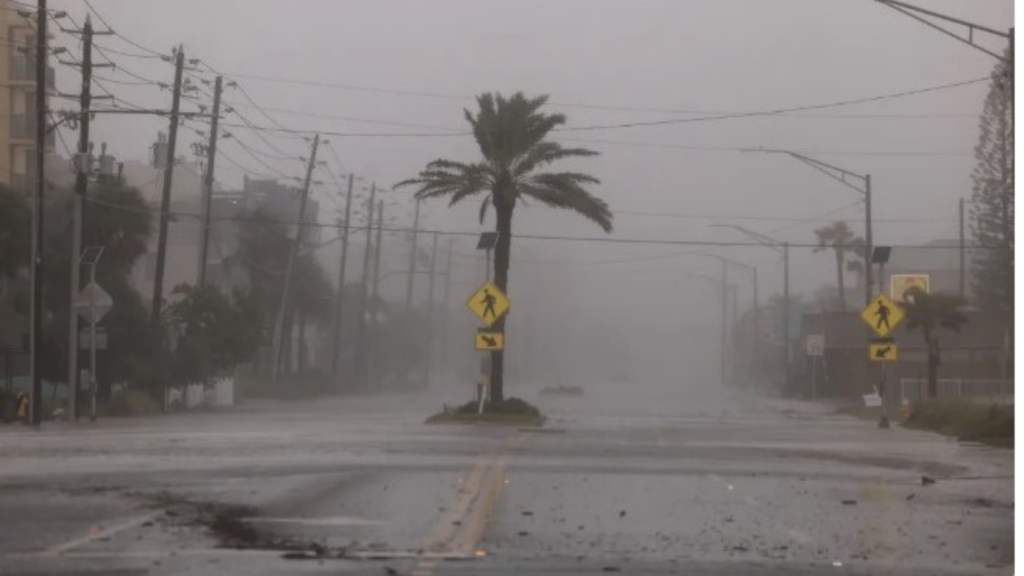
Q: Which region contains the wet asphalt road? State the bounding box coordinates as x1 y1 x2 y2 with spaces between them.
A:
0 381 1013 575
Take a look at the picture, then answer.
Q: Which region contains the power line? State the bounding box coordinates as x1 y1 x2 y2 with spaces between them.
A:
555 136 972 157
214 74 987 139
80 195 1003 251
216 70 987 119
557 77 990 132
615 207 955 223
82 0 170 59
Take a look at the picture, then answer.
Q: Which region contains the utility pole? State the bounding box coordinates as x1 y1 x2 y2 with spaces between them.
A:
425 232 439 387
440 237 453 365
405 198 421 309
719 259 727 388
196 75 222 288
751 265 759 388
270 134 319 386
958 198 966 297
150 45 185 323
28 0 48 427
330 173 354 390
64 15 112 421
864 175 873 304
355 184 376 389
783 242 791 392
370 198 384 389
372 199 384 303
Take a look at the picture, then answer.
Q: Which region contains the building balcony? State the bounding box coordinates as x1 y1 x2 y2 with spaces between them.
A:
10 114 55 148
8 57 56 89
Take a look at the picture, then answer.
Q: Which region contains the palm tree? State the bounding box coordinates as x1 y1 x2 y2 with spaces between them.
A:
397 92 613 401
813 221 864 312
901 287 968 398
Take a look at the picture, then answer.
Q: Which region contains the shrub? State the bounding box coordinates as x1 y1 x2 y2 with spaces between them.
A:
101 389 161 417
905 399 1013 446
450 396 541 417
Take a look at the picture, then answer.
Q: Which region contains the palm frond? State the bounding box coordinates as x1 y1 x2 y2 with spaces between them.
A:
512 142 598 177
395 159 492 205
466 92 567 167
521 172 612 232
478 193 492 224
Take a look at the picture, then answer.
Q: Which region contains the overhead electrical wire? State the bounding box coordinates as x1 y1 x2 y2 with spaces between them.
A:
82 0 170 59
80 194 1002 251
216 70 987 119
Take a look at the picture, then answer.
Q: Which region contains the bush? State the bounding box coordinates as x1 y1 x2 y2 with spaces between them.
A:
101 389 161 417
905 399 1013 447
427 396 545 426
452 396 541 417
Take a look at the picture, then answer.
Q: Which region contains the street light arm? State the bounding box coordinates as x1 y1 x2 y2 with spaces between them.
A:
875 1 1009 62
778 150 868 195
701 253 756 277
710 224 784 253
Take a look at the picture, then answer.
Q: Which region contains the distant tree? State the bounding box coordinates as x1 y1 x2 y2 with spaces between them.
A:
901 287 969 398
969 48 1014 311
229 206 332 376
0 185 29 280
166 284 266 386
813 221 864 312
33 178 159 394
397 92 613 401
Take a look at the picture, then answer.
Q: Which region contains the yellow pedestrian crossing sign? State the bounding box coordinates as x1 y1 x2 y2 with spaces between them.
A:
860 293 904 338
475 331 505 351
467 281 510 327
869 343 898 362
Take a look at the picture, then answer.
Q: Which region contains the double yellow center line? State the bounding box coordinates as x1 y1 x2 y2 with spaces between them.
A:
411 433 522 576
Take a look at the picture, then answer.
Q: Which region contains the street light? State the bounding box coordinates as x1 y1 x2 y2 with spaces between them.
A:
685 271 738 388
711 224 791 391
874 1 1014 311
702 254 759 391
749 148 872 306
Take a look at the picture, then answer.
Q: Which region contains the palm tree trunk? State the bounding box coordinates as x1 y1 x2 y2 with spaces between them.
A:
490 200 513 402
836 250 846 312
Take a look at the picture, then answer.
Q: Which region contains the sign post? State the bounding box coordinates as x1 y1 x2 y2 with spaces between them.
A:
860 292 904 428
806 334 824 398
466 258 510 410
75 247 108 422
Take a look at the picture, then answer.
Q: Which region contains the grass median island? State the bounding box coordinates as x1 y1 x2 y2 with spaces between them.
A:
904 399 1013 448
426 397 545 427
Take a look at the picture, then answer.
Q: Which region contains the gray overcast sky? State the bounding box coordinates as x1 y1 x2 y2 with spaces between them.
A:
49 0 1013 363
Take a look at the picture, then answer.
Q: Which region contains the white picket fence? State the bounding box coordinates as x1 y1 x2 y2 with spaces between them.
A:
166 376 235 410
895 378 1014 405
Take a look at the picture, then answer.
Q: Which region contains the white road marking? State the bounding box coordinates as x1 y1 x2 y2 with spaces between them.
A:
43 511 162 557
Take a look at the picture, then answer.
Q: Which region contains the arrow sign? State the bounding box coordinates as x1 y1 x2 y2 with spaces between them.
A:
475 331 505 351
869 343 898 362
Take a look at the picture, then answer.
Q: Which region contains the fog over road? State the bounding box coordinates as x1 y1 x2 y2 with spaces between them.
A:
0 381 1012 575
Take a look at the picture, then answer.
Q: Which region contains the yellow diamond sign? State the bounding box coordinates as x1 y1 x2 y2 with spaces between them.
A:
466 281 510 327
860 293 904 338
